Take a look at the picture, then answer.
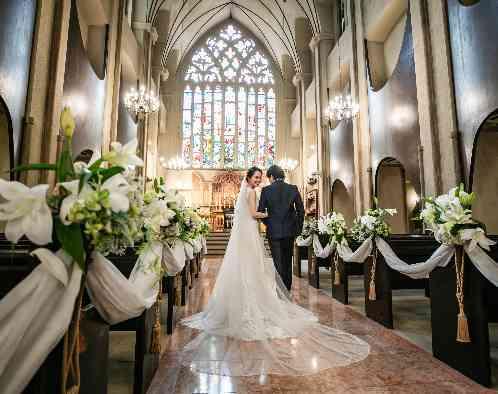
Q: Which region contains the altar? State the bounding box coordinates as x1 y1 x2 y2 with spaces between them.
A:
163 170 245 232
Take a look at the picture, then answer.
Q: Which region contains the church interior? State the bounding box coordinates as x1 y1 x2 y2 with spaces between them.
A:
1 0 498 393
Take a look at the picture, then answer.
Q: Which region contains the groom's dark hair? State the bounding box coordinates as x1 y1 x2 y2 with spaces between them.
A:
266 165 285 180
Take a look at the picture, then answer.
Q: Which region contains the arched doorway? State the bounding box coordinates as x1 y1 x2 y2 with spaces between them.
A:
0 97 13 181
376 158 420 234
331 180 355 227
470 110 498 234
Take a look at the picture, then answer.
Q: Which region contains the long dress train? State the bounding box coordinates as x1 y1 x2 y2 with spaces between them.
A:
181 181 369 376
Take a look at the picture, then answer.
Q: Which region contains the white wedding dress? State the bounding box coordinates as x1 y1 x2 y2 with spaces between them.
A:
181 181 370 376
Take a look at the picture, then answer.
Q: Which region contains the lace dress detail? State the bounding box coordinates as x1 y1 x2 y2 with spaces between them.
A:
181 181 370 376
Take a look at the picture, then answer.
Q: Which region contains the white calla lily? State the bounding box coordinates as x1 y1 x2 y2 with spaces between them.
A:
0 179 53 245
104 138 143 168
59 180 93 225
102 174 131 213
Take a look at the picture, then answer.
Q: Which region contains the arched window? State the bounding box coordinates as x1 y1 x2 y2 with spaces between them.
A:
182 23 276 169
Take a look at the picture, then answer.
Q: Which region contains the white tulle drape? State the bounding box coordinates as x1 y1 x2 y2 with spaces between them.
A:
296 234 334 259
0 250 82 394
180 181 370 376
297 230 498 285
0 235 202 393
86 239 196 325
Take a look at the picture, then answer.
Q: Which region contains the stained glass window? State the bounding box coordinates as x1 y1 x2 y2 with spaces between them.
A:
182 23 276 169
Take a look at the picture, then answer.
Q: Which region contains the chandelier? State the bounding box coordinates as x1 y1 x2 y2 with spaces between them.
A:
160 156 187 170
327 32 359 123
328 93 359 122
125 85 160 117
277 158 299 172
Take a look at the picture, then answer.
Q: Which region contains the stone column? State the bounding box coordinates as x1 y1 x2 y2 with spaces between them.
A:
310 34 334 214
352 0 373 211
410 0 460 194
102 0 123 153
39 0 72 185
21 0 59 185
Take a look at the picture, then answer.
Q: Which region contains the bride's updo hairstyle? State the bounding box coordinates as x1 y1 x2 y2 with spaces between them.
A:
246 166 262 182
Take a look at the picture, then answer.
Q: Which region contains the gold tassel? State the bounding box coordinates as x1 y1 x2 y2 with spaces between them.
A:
175 275 182 306
61 276 85 394
150 283 162 353
368 248 377 301
455 246 471 343
457 310 471 343
333 253 341 286
368 279 376 301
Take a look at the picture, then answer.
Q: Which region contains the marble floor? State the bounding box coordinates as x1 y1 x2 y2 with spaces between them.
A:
145 257 493 393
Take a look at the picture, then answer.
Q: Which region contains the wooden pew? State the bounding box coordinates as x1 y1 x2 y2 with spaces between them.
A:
162 275 177 334
331 240 364 305
307 235 331 289
363 235 437 329
0 235 108 394
107 250 159 394
430 236 498 387
181 259 190 306
293 243 308 278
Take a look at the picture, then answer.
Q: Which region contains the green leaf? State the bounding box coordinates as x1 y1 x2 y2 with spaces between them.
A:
54 219 86 270
57 137 75 183
11 163 57 172
90 166 125 184
88 158 104 171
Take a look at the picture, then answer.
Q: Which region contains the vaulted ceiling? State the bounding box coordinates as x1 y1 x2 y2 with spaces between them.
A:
146 0 332 77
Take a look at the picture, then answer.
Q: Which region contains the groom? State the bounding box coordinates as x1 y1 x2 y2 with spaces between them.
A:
258 165 305 291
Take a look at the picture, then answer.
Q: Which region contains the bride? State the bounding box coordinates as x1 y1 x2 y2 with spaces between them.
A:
181 167 370 376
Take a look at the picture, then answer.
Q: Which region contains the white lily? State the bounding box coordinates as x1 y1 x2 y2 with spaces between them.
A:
103 138 144 168
0 179 53 245
360 215 376 231
144 199 176 231
460 228 496 251
59 180 93 225
102 174 131 213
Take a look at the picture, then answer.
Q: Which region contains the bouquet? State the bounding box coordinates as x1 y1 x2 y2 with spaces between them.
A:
0 107 144 268
317 212 348 246
420 184 494 251
299 216 318 239
350 205 397 242
142 185 179 246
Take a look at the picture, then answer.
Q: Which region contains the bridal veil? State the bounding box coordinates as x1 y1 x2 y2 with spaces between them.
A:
181 180 369 376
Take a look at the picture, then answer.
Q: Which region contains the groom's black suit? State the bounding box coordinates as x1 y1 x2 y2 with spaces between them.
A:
258 179 305 291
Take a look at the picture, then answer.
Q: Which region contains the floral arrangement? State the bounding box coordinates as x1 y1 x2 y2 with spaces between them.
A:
142 177 208 248
178 208 204 243
420 184 494 251
350 203 397 242
299 216 318 240
142 181 181 247
317 212 348 246
0 107 144 268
